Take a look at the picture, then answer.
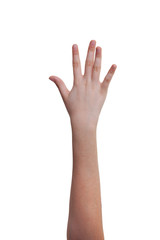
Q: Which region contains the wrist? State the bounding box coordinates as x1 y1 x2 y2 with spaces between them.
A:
70 116 97 133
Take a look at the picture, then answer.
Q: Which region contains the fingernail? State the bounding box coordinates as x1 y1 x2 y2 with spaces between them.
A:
73 44 78 51
90 40 96 47
96 47 101 56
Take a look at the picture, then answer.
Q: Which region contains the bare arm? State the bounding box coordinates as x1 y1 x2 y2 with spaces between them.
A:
67 122 104 240
49 40 117 240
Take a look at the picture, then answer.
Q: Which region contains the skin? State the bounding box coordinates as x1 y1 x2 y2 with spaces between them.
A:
49 40 117 240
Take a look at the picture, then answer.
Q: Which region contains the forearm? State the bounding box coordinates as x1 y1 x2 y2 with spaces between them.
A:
67 121 104 240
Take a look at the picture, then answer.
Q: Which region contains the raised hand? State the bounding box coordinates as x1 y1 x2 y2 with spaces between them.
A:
49 40 117 130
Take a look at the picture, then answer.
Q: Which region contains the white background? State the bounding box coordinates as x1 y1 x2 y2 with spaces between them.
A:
0 0 160 239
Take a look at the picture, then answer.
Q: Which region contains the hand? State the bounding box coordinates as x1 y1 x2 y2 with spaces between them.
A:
49 40 117 130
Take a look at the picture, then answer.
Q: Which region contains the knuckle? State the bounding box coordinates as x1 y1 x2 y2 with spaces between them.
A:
106 78 110 83
110 67 115 74
110 69 114 74
89 47 95 52
93 65 101 72
101 83 107 94
105 77 111 85
107 73 113 79
89 45 95 51
73 61 79 68
86 59 93 67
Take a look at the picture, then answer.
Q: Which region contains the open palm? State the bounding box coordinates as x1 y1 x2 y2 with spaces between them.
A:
49 40 117 129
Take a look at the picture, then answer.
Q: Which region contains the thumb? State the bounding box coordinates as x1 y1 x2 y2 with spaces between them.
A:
49 76 69 104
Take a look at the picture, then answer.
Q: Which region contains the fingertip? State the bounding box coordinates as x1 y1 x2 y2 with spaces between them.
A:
96 46 102 57
72 44 78 53
49 76 56 81
90 40 96 47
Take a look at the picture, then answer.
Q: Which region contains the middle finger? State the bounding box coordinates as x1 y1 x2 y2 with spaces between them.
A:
84 40 96 79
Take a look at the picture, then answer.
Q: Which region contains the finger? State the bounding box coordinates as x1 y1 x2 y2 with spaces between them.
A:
101 64 117 91
92 46 102 81
72 44 82 84
49 75 69 104
84 40 96 79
